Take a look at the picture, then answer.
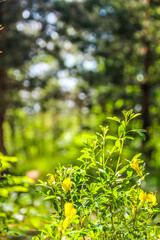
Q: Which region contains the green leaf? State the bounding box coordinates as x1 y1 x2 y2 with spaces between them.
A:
130 113 141 120
30 217 41 228
116 165 128 175
37 179 45 185
0 154 18 163
136 131 146 141
9 186 28 192
115 139 121 149
113 189 118 198
0 188 9 197
32 237 39 240
125 136 134 140
132 129 146 141
105 135 118 140
118 122 125 138
98 168 106 174
53 201 59 212
105 166 115 174
44 195 55 200
0 213 6 218
127 170 133 177
106 116 120 123
132 153 142 159
98 168 110 179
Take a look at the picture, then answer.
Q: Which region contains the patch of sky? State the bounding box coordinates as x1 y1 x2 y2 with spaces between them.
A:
51 31 59 40
65 100 75 108
58 70 77 91
36 38 46 48
47 42 54 51
17 22 24 31
19 90 30 100
101 32 114 42
83 59 98 71
65 55 77 68
29 63 51 78
23 80 30 87
100 6 115 16
65 0 85 2
79 92 86 100
34 103 41 113
22 10 30 19
46 12 57 25
137 73 144 82
17 20 42 35
135 104 142 112
33 12 41 20
46 25 56 36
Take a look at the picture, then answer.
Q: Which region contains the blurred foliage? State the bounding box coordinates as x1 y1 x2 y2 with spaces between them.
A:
0 152 52 239
1 0 160 189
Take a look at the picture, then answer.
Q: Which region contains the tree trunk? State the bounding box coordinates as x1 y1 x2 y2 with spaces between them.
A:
0 68 7 154
141 0 151 134
0 2 8 155
141 41 150 132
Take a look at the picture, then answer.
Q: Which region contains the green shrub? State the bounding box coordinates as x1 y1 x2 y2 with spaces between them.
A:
0 153 35 237
32 110 160 240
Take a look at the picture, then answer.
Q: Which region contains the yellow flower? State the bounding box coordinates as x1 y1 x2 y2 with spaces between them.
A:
131 204 136 217
48 174 58 185
62 217 70 231
130 157 142 176
64 202 77 218
147 193 157 207
139 190 148 207
62 202 77 232
138 190 157 209
64 202 73 217
62 178 72 193
70 207 77 218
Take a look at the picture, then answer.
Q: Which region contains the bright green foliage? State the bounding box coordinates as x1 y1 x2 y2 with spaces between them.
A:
33 110 160 240
0 153 43 238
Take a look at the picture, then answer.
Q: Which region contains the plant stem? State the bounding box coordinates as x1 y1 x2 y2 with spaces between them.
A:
102 136 105 169
115 138 124 173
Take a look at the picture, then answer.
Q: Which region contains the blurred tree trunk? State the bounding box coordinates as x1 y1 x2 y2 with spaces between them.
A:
141 43 150 132
0 2 8 155
0 68 7 154
141 0 151 134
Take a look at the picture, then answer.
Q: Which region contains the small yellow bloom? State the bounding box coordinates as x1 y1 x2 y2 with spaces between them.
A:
130 157 142 176
139 190 148 207
131 204 136 217
147 193 157 207
64 202 77 218
70 207 77 218
62 178 72 193
48 174 57 185
62 217 70 231
65 202 74 217
62 202 77 232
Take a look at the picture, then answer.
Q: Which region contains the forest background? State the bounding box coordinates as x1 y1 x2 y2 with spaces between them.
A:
1 0 160 192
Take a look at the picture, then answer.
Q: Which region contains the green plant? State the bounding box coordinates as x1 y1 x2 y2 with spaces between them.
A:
33 110 160 240
0 153 36 238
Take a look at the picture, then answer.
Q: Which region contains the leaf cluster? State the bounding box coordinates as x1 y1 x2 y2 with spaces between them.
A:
33 110 160 240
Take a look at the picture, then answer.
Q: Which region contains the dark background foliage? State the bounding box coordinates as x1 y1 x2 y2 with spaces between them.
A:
1 0 160 189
